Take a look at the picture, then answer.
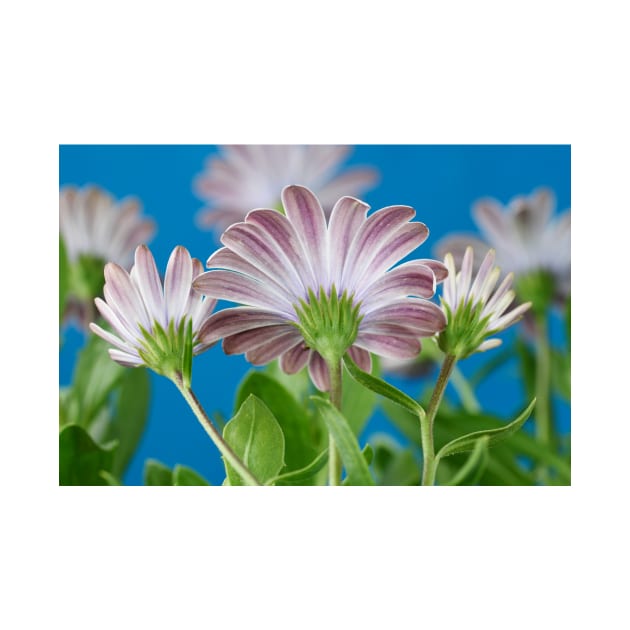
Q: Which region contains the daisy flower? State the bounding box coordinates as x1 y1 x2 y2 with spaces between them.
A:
438 246 532 359
90 245 217 381
60 185 155 270
194 145 378 232
193 184 447 391
435 188 570 305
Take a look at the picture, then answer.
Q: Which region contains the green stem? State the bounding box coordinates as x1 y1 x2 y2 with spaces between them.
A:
534 313 552 482
173 373 261 486
420 353 457 486
327 358 343 486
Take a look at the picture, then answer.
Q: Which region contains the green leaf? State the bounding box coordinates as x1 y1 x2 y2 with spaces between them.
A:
551 348 571 401
223 394 285 486
173 465 210 486
96 367 151 478
342 364 377 435
99 471 122 486
144 459 173 486
264 360 312 402
65 334 126 428
59 424 116 486
59 236 70 323
370 435 421 486
444 436 490 485
268 449 329 486
311 396 374 486
235 371 322 476
436 398 536 462
343 354 425 419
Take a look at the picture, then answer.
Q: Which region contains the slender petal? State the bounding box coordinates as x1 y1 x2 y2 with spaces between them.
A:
245 330 304 365
308 352 330 392
347 345 372 373
355 333 421 359
280 343 311 374
223 325 297 355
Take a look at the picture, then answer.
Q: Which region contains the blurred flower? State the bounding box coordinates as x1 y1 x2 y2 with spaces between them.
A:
194 145 379 232
60 185 156 328
435 188 570 308
193 185 446 391
90 245 216 381
438 247 531 359
60 185 155 269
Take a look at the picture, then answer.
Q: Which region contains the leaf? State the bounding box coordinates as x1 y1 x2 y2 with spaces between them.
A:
100 471 122 486
341 364 377 435
66 333 126 428
144 459 173 486
264 360 312 402
436 398 536 462
343 354 425 419
223 394 285 486
551 349 571 401
370 435 421 486
59 236 70 322
173 465 210 486
235 371 322 476
443 436 490 485
59 424 116 486
268 449 329 486
102 367 151 478
311 396 374 486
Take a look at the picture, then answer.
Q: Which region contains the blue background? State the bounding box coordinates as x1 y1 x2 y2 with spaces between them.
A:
59 145 571 485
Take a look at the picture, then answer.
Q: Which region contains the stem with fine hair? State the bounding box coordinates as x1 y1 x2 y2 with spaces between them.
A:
172 373 261 486
327 358 343 486
420 353 458 486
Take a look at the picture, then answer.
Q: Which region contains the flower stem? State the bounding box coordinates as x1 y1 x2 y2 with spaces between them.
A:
450 365 481 414
327 358 343 486
534 313 552 482
173 373 261 486
420 353 458 486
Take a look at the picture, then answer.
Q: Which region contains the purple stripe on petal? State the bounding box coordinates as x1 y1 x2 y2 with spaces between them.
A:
193 270 294 315
359 322 425 338
223 324 297 355
89 322 133 354
363 299 446 335
281 185 328 288
244 330 304 365
308 352 330 392
103 263 150 332
327 196 370 287
280 343 311 374
473 198 511 247
355 332 421 360
132 245 166 328
434 236 490 271
164 246 193 326
108 348 144 367
94 296 142 346
197 307 291 345
415 259 449 284
347 345 372 373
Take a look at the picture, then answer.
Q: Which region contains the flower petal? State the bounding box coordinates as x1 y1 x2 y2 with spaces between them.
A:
280 343 311 374
244 329 304 365
316 168 379 211
103 262 150 332
131 245 166 328
308 352 330 392
108 348 144 367
347 345 372 373
164 246 193 326
362 299 447 335
223 324 298 355
197 306 290 345
354 332 421 360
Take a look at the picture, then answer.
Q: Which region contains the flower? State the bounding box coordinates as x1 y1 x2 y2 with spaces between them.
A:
434 188 570 306
194 145 379 232
193 185 447 391
60 185 155 269
438 246 532 358
89 245 217 381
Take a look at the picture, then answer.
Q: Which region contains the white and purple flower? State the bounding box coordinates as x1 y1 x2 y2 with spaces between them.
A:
90 245 217 378
193 185 447 391
438 246 532 358
435 187 570 304
194 145 378 231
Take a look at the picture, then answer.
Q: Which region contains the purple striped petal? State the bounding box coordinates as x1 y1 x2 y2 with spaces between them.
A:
281 185 328 287
108 348 144 367
473 198 511 247
308 352 330 392
280 343 311 374
415 259 449 284
434 236 490 270
131 245 166 328
355 332 421 359
197 307 291 345
103 263 150 332
347 345 372 373
327 196 370 287
94 296 143 346
363 300 446 335
164 246 193 326
193 270 293 315
224 324 297 355
88 322 132 354
244 330 304 365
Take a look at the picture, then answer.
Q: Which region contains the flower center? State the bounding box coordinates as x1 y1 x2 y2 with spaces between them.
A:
292 285 362 364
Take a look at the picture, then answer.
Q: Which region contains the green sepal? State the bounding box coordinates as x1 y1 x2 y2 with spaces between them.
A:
443 436 490 485
435 398 536 462
182 319 194 389
438 299 496 359
223 394 285 486
311 396 375 486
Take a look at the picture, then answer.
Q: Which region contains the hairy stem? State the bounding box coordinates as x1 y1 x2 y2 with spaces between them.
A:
327 358 343 486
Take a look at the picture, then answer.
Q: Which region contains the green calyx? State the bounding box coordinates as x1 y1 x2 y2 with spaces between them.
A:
293 285 362 364
138 318 194 386
514 270 555 315
437 299 493 359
